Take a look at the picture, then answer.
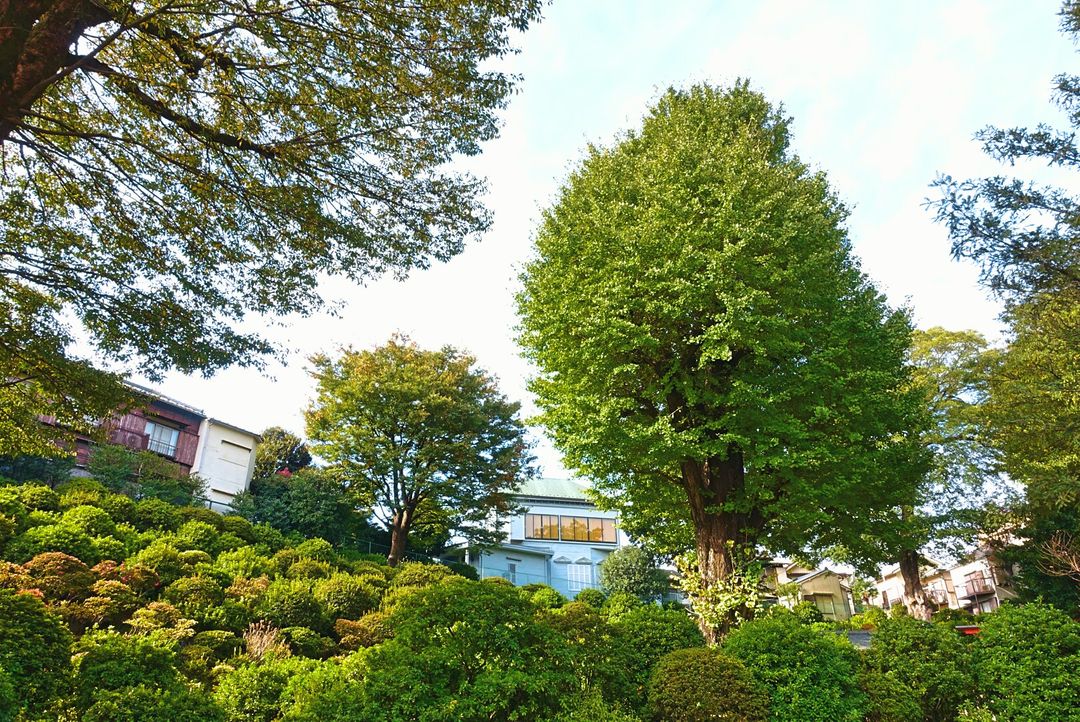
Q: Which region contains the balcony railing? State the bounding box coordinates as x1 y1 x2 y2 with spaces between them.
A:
147 437 177 457
964 577 993 598
927 587 950 605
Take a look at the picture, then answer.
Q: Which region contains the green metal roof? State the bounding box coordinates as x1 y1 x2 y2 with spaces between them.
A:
515 477 591 501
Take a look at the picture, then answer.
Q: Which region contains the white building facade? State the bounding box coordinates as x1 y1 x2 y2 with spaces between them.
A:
190 418 260 511
458 478 630 598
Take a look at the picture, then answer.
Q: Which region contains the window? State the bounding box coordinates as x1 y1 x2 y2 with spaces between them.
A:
506 562 518 585
145 421 180 457
812 594 836 619
525 513 616 543
526 514 559 540
567 563 592 592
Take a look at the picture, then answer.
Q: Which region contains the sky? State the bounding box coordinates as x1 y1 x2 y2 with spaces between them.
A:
134 0 1075 478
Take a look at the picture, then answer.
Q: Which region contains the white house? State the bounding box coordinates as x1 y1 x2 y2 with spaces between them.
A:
190 418 261 511
871 548 1018 614
451 477 631 598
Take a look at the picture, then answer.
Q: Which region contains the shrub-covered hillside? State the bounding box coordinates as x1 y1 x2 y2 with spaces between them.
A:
2 475 1079 721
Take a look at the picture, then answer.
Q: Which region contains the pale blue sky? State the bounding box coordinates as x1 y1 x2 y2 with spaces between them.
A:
139 1 1075 477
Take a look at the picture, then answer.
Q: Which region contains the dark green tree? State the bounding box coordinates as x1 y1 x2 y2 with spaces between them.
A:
306 337 534 565
1 0 542 457
252 427 312 480
517 83 924 638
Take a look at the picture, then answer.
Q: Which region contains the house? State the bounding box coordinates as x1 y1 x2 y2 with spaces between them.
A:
68 384 261 510
446 477 630 598
874 556 957 613
872 548 1018 615
764 561 856 621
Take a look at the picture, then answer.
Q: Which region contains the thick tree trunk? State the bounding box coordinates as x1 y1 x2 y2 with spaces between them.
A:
682 450 764 644
898 547 936 621
0 0 110 142
386 507 413 567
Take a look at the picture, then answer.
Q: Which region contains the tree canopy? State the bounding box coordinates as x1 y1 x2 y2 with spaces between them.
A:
517 83 924 636
305 336 533 565
252 427 312 481
931 1 1080 510
1 0 542 456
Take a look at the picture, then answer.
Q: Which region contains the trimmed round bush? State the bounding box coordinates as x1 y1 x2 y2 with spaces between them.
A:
286 558 333 579
219 515 256 542
0 587 72 716
163 575 225 613
129 540 187 585
861 614 973 722
724 610 867 722
335 611 392 650
574 587 606 608
133 498 182 532
82 580 140 627
256 578 328 633
971 602 1080 721
175 520 220 554
283 626 336 658
313 573 381 620
24 552 96 600
647 647 768 722
530 584 567 609
177 506 224 529
294 537 335 563
62 505 117 537
216 546 274 580
0 488 28 531
92 535 127 562
17 484 60 513
5 522 97 563
250 523 286 552
389 561 457 589
99 493 137 523
612 605 705 710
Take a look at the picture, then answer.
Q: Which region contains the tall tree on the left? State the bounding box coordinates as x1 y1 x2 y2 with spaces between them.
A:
0 0 543 455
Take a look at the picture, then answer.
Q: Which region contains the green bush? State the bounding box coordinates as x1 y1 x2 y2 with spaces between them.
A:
546 602 635 706
218 515 256 542
552 690 642 722
599 546 669 600
313 573 381 620
214 656 319 722
99 493 137 523
56 478 108 510
971 602 1080 721
931 607 975 627
250 523 286 552
361 577 575 720
24 551 96 600
791 599 825 624
129 540 187 585
389 560 457 589
17 484 60 513
723 610 866 722
647 647 768 722
444 560 479 580
5 522 97 563
531 584 567 609
0 488 27 531
92 534 127 562
133 498 182 532
294 537 336 563
81 580 140 627
612 605 704 711
861 614 974 722
163 575 225 614
335 611 392 650
82 684 224 722
175 520 221 554
62 504 117 537
283 626 336 658
73 631 182 710
601 590 644 619
574 587 606 608
0 587 72 715
216 546 274 580
286 558 334 579
177 505 224 529
256 578 328 633
0 667 15 722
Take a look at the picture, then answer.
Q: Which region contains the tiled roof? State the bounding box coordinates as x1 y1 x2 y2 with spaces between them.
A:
514 477 591 501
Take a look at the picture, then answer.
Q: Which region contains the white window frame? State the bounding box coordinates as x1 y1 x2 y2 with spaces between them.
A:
567 563 592 592
144 421 180 457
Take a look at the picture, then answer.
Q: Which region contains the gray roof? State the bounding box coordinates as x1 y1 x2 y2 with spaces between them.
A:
514 477 592 501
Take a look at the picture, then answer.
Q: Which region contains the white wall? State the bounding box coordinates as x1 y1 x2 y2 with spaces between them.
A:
191 420 258 509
